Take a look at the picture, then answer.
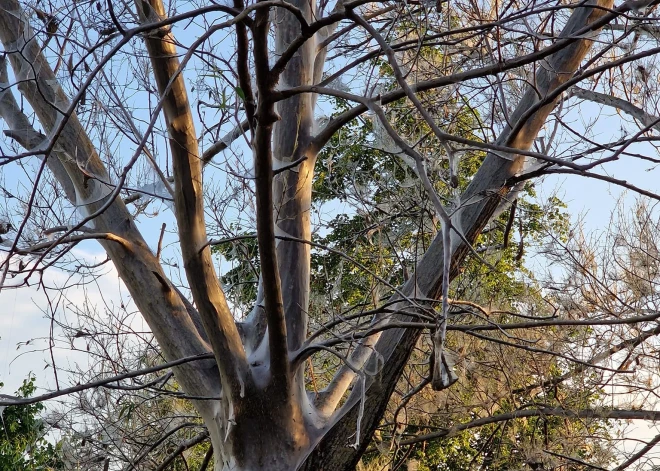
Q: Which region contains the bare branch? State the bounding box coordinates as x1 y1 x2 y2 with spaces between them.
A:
135 0 248 397
612 431 660 471
0 352 214 407
0 0 220 418
252 0 291 387
201 119 251 165
400 407 660 446
0 56 75 201
154 432 210 471
572 86 660 131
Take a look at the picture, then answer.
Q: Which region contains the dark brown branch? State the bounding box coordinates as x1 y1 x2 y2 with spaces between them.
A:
0 352 214 407
542 449 608 470
129 422 204 470
612 431 660 471
154 432 210 471
252 0 291 388
199 445 214 471
510 318 660 397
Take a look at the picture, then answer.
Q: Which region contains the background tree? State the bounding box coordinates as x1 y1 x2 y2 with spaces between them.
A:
1 0 660 470
0 377 63 471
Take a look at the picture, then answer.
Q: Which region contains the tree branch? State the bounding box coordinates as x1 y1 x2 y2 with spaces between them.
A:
309 0 639 152
201 119 251 165
399 407 660 446
135 0 248 398
571 86 660 131
250 0 291 389
154 432 210 471
0 56 75 202
270 0 320 360
301 0 617 468
612 431 660 471
0 352 215 407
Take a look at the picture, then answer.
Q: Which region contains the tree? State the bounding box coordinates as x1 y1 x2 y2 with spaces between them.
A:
2 0 660 469
0 377 63 470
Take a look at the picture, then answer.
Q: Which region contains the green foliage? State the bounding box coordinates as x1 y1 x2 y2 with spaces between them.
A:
310 93 569 311
214 225 260 315
416 433 478 471
0 377 63 471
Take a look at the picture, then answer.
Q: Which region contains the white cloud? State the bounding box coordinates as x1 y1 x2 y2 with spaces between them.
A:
0 248 132 396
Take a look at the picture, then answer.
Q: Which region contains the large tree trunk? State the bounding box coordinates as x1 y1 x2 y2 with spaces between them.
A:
204 388 315 470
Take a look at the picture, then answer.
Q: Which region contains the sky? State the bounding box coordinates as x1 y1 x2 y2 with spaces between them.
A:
0 246 132 391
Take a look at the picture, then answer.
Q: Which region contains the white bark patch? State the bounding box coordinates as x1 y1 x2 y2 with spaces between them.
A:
412 280 428 300
0 81 12 98
449 200 465 254
272 155 291 172
237 370 245 398
224 401 235 442
369 111 420 175
72 178 113 207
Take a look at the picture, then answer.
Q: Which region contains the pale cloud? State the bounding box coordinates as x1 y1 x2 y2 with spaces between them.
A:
0 247 133 396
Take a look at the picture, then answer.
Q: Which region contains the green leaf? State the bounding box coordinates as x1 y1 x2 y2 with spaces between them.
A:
235 86 246 100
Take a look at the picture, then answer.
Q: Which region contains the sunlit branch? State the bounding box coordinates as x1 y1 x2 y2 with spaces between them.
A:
136 0 248 397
